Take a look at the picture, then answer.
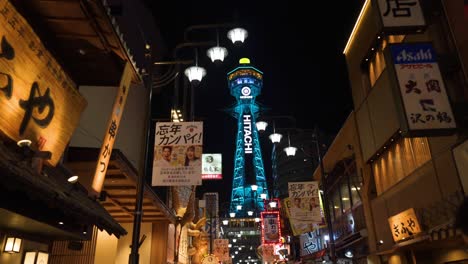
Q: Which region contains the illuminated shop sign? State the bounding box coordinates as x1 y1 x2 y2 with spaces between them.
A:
388 43 456 132
0 0 87 166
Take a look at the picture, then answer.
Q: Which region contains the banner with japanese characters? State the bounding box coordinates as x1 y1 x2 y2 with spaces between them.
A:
388 43 456 132
152 122 203 186
202 153 222 180
261 211 281 244
299 231 321 256
213 239 229 262
288 181 322 223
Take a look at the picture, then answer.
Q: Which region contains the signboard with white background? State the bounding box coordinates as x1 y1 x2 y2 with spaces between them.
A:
202 153 222 180
376 0 425 30
388 43 456 132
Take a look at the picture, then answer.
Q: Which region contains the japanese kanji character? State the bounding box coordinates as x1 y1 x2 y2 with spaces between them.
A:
383 0 417 17
426 79 441 93
405 80 421 94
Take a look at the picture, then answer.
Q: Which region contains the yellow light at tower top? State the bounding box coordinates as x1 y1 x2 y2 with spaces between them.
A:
239 58 250 64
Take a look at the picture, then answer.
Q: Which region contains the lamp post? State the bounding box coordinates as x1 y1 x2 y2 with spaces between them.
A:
255 115 296 199
129 43 152 264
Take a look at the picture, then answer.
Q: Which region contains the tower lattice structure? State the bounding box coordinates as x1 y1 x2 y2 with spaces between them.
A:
227 59 268 215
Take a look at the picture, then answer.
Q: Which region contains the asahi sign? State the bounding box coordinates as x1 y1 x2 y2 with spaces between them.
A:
243 114 252 154
0 0 87 165
389 43 456 132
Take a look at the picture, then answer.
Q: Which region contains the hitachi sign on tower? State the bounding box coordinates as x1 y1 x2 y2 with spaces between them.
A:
243 114 252 153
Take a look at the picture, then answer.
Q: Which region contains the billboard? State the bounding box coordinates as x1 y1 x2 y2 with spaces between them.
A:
288 181 322 223
261 211 281 244
202 153 222 180
152 122 203 186
388 43 456 133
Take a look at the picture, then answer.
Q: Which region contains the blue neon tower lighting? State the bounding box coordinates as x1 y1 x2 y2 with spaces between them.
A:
227 58 268 215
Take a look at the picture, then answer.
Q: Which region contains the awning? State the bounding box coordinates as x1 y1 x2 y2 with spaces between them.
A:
0 138 127 239
66 147 176 224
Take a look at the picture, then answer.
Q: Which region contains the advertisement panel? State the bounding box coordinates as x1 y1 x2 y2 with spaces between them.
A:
152 122 203 186
261 211 281 244
283 198 313 236
388 43 456 132
288 181 322 223
202 153 222 180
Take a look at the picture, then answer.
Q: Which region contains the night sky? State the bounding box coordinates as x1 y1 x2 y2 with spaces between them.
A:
145 0 364 204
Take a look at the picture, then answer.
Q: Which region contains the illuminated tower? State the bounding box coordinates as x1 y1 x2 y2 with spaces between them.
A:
227 58 268 215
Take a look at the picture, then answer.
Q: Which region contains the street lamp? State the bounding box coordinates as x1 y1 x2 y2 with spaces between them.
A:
227 27 248 45
283 133 297 156
155 23 249 121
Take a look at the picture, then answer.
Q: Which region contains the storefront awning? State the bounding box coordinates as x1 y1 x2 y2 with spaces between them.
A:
66 147 177 224
0 138 127 240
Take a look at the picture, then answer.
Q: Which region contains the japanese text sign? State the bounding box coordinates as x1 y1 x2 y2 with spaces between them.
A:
152 122 203 186
283 198 315 236
389 43 456 131
91 62 132 195
376 0 425 31
299 231 321 256
0 0 87 166
388 208 422 242
261 211 281 244
202 153 222 180
288 181 322 223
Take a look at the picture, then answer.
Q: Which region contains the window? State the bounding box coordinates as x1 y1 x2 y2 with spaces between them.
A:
332 191 342 219
373 137 431 195
340 183 351 212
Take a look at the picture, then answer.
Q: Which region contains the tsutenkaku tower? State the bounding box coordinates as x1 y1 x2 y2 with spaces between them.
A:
227 58 268 215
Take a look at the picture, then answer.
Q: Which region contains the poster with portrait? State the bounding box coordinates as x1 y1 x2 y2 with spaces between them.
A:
213 239 229 262
283 197 314 236
202 153 222 180
288 181 322 223
152 122 203 186
261 212 281 244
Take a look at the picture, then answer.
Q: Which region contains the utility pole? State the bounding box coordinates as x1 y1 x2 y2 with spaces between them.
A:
314 126 336 263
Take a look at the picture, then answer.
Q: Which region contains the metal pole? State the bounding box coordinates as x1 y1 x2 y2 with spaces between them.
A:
129 46 153 264
314 127 336 263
